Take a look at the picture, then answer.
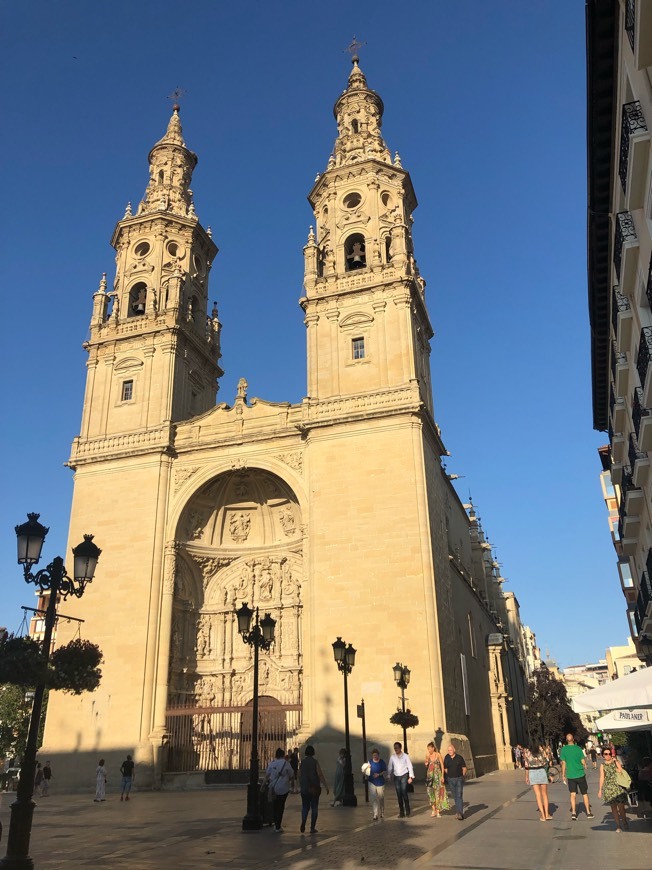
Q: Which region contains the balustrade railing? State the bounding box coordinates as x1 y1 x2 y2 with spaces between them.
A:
629 431 646 469
614 211 637 280
626 0 636 52
632 386 651 440
619 101 647 192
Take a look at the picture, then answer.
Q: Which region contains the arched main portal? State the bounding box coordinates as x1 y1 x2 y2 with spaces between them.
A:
165 468 303 775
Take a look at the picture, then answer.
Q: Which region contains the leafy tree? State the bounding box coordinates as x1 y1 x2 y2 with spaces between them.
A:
0 683 31 760
525 665 588 748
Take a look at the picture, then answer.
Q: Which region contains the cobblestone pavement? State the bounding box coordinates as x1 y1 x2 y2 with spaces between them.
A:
0 767 649 868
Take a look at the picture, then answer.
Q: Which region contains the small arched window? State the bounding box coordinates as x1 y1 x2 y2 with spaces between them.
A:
384 235 392 263
351 119 359 134
129 282 147 316
158 170 164 184
345 233 366 271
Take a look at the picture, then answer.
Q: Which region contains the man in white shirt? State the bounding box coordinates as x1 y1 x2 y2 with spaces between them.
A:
387 741 415 817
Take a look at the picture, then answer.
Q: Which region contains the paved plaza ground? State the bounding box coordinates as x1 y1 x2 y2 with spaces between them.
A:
1 766 650 868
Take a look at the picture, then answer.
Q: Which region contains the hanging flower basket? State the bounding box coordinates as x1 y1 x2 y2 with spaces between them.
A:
0 634 103 694
389 709 419 730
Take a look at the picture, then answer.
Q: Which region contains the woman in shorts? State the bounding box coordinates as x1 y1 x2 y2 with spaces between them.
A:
525 743 552 821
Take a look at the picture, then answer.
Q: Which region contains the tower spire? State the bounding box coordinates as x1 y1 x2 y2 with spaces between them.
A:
330 57 391 168
138 105 198 219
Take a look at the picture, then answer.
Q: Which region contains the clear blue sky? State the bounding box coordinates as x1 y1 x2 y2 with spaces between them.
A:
0 0 623 668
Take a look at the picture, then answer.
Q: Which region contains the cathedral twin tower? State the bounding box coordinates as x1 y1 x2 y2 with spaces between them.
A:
44 59 516 785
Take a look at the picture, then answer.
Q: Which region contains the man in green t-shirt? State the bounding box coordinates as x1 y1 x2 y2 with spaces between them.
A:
560 733 593 820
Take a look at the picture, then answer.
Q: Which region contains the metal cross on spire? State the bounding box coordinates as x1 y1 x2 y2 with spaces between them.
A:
167 87 187 110
344 36 366 62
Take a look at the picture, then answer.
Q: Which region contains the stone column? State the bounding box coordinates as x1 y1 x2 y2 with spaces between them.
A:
149 540 178 786
487 636 513 770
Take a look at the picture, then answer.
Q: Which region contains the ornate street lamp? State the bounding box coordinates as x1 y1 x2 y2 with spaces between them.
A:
236 602 276 831
393 662 411 752
2 514 101 870
332 637 357 807
522 703 532 745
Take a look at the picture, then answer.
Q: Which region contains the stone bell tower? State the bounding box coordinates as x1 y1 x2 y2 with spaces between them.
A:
78 104 221 447
301 55 434 415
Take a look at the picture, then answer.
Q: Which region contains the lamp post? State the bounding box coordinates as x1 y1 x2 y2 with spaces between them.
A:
392 662 411 753
332 637 357 806
236 602 276 831
536 711 544 746
2 514 101 870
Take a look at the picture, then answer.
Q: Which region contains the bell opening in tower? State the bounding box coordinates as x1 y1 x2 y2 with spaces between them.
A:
129 282 147 316
345 233 366 271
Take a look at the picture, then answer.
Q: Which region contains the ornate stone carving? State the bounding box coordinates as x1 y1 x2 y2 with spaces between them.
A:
174 465 200 492
278 507 296 537
277 452 303 474
229 511 251 543
186 509 206 541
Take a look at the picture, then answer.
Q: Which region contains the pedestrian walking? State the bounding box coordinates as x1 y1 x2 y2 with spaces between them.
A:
425 742 449 818
598 748 630 832
42 761 52 796
299 745 329 834
364 748 387 821
387 741 415 817
560 733 593 821
524 742 552 821
120 754 135 801
94 759 107 802
331 748 346 806
34 763 44 797
264 747 293 832
443 744 467 820
589 747 598 769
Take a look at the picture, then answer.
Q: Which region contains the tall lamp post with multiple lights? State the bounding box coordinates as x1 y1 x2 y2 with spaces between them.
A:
236 603 276 831
2 513 101 870
332 637 357 806
392 663 411 752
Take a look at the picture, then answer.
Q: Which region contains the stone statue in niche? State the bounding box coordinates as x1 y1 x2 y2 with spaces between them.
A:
196 614 211 657
281 561 295 597
278 507 296 537
171 616 182 659
260 660 270 685
236 377 248 399
187 509 205 541
259 558 273 600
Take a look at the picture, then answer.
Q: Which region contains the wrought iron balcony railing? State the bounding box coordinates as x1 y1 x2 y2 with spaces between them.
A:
637 326 652 389
612 285 631 337
626 0 636 52
619 101 648 192
646 254 652 310
632 386 652 440
646 547 652 581
629 431 646 469
614 211 637 281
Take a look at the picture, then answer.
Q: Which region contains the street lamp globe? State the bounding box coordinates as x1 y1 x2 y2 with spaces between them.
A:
345 643 356 669
260 612 276 644
15 513 49 567
332 636 346 664
236 602 254 635
72 534 102 584
392 662 403 684
402 666 411 686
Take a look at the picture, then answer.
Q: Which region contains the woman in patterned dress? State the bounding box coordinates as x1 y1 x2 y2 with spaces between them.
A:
425 742 449 817
598 748 629 832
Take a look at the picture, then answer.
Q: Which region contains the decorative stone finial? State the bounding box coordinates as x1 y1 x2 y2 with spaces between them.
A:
236 377 248 401
99 272 107 293
206 226 212 238
393 152 402 167
124 202 132 218
327 154 336 169
307 225 315 243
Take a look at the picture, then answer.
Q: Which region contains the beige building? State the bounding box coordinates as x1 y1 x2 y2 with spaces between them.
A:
42 59 528 786
588 0 652 664
605 636 644 678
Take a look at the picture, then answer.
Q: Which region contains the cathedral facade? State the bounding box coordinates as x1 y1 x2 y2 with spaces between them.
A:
43 60 525 787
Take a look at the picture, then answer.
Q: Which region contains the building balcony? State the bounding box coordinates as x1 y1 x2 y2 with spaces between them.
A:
610 458 624 486
618 557 637 605
635 570 652 635
612 285 633 352
612 432 626 463
632 386 652 451
622 466 644 515
636 326 652 407
614 212 639 296
619 101 649 210
611 347 630 398
610 389 627 433
629 432 650 487
627 0 652 70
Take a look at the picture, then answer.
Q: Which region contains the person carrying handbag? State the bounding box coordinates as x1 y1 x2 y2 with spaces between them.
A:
598 749 631 832
264 748 294 832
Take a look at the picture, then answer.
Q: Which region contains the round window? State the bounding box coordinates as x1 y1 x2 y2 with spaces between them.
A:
381 191 393 208
166 241 185 259
343 192 362 210
134 241 151 258
193 253 205 276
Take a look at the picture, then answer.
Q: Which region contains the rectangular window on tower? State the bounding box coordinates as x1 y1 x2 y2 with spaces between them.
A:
121 379 134 402
352 337 365 360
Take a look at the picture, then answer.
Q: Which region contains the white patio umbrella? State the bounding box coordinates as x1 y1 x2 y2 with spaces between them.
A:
595 708 652 732
572 667 652 713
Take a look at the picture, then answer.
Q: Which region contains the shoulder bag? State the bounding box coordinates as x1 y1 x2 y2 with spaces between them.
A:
616 766 632 790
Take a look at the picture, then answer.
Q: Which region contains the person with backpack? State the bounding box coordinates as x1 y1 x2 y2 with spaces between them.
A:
264 748 294 832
